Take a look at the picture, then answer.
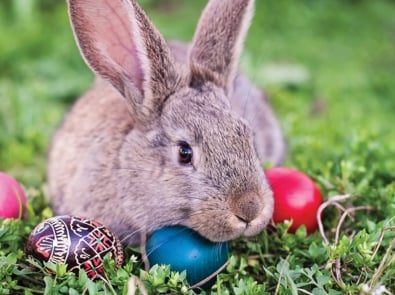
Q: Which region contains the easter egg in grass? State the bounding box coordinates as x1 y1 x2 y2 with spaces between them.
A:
146 226 230 288
25 215 124 279
266 167 323 234
0 172 26 219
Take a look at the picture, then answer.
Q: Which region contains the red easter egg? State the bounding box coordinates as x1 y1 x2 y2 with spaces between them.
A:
0 172 26 219
266 167 323 233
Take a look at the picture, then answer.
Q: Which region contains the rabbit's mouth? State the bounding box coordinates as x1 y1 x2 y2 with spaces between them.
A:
239 203 274 238
186 193 274 242
228 200 274 240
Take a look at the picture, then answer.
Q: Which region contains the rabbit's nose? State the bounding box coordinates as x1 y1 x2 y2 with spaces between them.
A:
229 192 264 223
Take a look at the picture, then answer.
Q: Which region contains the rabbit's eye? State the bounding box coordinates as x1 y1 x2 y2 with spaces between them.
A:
178 142 193 164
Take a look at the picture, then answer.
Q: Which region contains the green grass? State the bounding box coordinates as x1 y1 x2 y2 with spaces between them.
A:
1 0 395 294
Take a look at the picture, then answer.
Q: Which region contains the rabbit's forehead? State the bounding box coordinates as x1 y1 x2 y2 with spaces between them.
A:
164 85 230 112
162 97 253 144
200 117 255 160
162 86 250 134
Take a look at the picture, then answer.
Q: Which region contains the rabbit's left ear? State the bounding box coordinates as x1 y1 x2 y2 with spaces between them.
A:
68 0 179 123
189 0 254 95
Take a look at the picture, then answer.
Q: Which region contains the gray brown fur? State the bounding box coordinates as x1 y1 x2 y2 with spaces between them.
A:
48 0 285 246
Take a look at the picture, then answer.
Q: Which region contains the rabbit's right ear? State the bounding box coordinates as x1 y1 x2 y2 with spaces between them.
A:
189 0 254 95
67 0 179 123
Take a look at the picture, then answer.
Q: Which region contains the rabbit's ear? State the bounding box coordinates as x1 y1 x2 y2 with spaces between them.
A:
67 0 179 122
189 0 254 94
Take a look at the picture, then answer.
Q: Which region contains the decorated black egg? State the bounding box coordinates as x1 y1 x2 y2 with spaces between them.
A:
25 215 124 279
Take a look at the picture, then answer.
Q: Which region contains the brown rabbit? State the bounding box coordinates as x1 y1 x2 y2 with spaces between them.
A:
48 0 285 246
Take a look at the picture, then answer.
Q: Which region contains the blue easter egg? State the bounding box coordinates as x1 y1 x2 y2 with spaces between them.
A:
146 226 230 288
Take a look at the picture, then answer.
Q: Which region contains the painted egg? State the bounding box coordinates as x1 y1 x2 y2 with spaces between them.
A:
266 167 323 233
25 215 124 279
146 226 230 288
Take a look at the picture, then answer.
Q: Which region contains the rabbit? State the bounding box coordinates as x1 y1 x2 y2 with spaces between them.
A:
48 0 285 247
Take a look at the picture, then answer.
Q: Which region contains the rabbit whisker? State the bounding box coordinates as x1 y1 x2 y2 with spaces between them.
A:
120 228 146 244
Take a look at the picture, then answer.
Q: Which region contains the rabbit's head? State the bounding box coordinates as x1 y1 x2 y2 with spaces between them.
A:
67 0 274 242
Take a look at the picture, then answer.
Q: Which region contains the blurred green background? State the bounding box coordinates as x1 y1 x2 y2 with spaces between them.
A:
1 0 394 187
1 1 395 293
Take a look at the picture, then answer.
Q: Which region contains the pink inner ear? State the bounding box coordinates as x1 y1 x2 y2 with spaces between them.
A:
72 0 144 92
